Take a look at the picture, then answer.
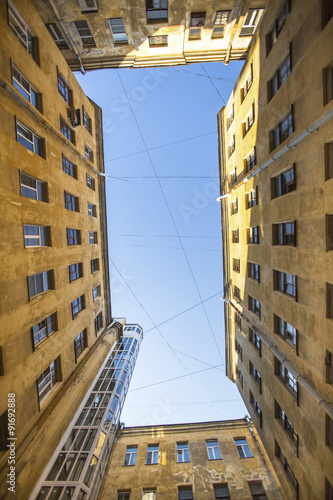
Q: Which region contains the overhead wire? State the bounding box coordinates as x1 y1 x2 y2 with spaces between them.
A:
116 69 224 366
200 64 227 106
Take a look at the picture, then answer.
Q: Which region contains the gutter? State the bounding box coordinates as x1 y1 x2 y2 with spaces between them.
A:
48 0 86 74
220 296 333 420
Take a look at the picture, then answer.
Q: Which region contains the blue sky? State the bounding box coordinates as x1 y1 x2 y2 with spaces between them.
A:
76 61 247 426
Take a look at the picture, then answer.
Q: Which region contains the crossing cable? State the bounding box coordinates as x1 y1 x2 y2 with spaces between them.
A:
116 69 224 365
110 259 222 416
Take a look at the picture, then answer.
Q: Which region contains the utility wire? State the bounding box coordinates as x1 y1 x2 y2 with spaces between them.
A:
105 131 216 164
126 399 241 408
171 67 236 83
112 243 220 252
130 364 224 392
110 234 220 239
115 176 219 179
110 259 222 416
144 291 222 334
200 64 227 106
116 70 224 366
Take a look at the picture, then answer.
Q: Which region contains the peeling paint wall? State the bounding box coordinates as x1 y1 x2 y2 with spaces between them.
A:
98 420 281 499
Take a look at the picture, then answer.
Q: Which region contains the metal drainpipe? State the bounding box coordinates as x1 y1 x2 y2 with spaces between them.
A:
48 0 86 74
245 416 283 500
219 295 333 420
217 108 333 200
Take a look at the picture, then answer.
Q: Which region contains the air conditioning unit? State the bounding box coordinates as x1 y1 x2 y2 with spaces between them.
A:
68 107 81 127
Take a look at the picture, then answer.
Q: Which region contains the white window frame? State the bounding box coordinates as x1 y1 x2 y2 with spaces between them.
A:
17 120 43 155
124 445 137 466
234 438 252 458
146 444 159 464
12 65 39 108
206 440 221 460
8 1 33 52
88 202 97 217
108 18 128 43
177 442 190 462
24 224 49 247
37 358 60 404
28 270 52 299
92 284 101 301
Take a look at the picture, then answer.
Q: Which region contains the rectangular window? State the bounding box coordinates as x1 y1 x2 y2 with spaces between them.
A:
69 263 83 282
268 51 291 100
240 9 262 36
231 198 238 215
326 350 333 384
214 484 230 499
46 23 68 48
20 172 47 202
248 262 260 282
62 156 77 179
267 1 290 54
248 297 261 319
28 270 54 299
273 165 295 198
83 108 92 134
273 221 296 246
243 104 255 135
146 444 159 464
17 120 44 157
37 357 61 404
226 104 234 129
233 258 240 273
117 493 130 500
178 486 193 500
88 202 97 217
248 481 267 499
251 364 262 395
275 441 298 492
228 135 235 158
274 315 297 349
189 12 206 40
77 0 98 13
91 258 99 273
325 478 333 500
177 442 190 462
274 270 297 298
234 285 241 301
246 186 258 208
327 283 333 318
124 445 138 466
89 231 98 245
108 18 128 43
65 192 79 212
229 168 237 187
74 20 96 47
212 11 230 38
325 142 333 180
249 327 261 354
58 73 72 105
67 228 81 246
12 66 41 111
146 0 168 23
271 110 293 150
71 295 85 318
32 313 57 347
237 366 244 387
85 145 94 162
74 329 87 361
275 359 298 396
142 491 156 500
326 414 333 446
92 284 101 301
149 35 168 47
207 440 221 460
60 117 75 144
86 173 96 190
235 340 242 360
8 1 39 63
275 401 298 448
95 312 103 334
235 438 252 458
0 411 8 451
249 391 262 427
245 148 256 173
327 215 333 250
247 226 259 244
235 312 242 330
241 65 253 102
232 229 239 243
24 224 50 247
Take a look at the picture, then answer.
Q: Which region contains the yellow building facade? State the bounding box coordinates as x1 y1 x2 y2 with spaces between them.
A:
0 0 119 496
99 419 281 500
30 0 267 71
218 0 333 498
